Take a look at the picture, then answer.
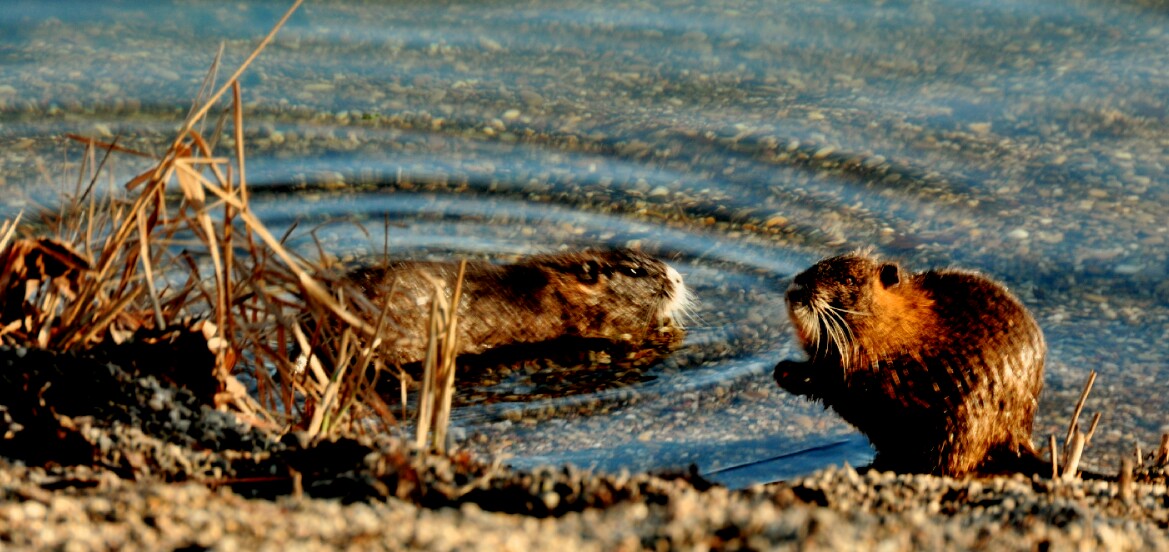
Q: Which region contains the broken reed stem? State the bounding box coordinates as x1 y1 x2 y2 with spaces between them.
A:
1118 458 1134 504
400 369 409 422
1083 411 1101 447
1064 370 1097 443
1062 369 1097 469
1062 432 1086 481
1156 434 1169 466
1050 434 1059 480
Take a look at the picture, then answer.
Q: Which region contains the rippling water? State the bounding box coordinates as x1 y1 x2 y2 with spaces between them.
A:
3 0 1167 484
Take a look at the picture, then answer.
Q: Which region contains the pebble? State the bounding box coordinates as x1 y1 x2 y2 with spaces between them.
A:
812 146 836 159
967 122 992 134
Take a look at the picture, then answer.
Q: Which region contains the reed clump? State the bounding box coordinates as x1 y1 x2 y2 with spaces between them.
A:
0 0 456 451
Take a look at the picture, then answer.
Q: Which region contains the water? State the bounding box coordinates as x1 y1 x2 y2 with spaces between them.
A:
2 0 1167 485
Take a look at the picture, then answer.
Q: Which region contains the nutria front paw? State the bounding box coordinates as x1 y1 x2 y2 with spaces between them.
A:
773 359 818 397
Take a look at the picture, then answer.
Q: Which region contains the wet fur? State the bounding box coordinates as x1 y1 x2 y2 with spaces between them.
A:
344 249 689 366
775 252 1046 476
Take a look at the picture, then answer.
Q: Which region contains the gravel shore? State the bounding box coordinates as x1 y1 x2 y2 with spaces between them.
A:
3 455 1168 550
2 345 1167 551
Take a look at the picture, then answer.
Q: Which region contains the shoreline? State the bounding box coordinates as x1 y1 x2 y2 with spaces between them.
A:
1 344 1166 551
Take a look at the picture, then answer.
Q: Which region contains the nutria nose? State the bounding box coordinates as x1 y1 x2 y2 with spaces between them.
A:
786 281 810 305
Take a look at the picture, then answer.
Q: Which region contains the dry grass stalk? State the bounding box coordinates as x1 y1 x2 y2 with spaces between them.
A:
434 261 467 451
1062 432 1086 481
414 262 466 454
1118 458 1134 504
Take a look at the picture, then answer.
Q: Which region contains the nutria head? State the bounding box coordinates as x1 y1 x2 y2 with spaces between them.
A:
785 252 933 369
515 249 693 341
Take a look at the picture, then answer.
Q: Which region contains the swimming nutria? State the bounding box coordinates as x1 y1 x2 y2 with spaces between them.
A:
773 252 1046 477
331 248 691 366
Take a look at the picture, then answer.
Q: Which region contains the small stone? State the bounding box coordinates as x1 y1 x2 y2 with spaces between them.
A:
1037 231 1064 244
519 90 545 107
967 122 992 134
1007 228 1029 240
812 146 836 159
763 216 788 228
478 36 504 52
303 83 335 92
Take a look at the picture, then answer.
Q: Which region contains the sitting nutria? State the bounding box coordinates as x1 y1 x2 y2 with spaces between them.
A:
773 251 1046 477
327 248 691 367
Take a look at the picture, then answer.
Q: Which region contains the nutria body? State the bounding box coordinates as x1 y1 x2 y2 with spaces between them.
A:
773 252 1046 477
341 249 691 366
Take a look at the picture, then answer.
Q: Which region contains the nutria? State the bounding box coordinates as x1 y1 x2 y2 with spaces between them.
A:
329 248 691 366
773 251 1046 477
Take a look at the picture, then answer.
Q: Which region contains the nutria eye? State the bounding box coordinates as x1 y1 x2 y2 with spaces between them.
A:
621 266 642 277
844 276 856 286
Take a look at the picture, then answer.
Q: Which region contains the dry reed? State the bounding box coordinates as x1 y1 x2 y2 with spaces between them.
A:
0 0 459 448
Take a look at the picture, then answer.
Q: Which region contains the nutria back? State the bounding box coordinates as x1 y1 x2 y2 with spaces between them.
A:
343 249 690 366
773 252 1046 476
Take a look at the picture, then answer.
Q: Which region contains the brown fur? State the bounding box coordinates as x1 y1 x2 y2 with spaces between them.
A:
774 252 1046 476
341 249 690 366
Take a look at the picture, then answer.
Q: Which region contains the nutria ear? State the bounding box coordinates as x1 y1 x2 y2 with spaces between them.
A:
574 260 602 284
878 263 901 289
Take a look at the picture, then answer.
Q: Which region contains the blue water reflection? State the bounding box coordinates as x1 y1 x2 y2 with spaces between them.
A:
2 0 1166 480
